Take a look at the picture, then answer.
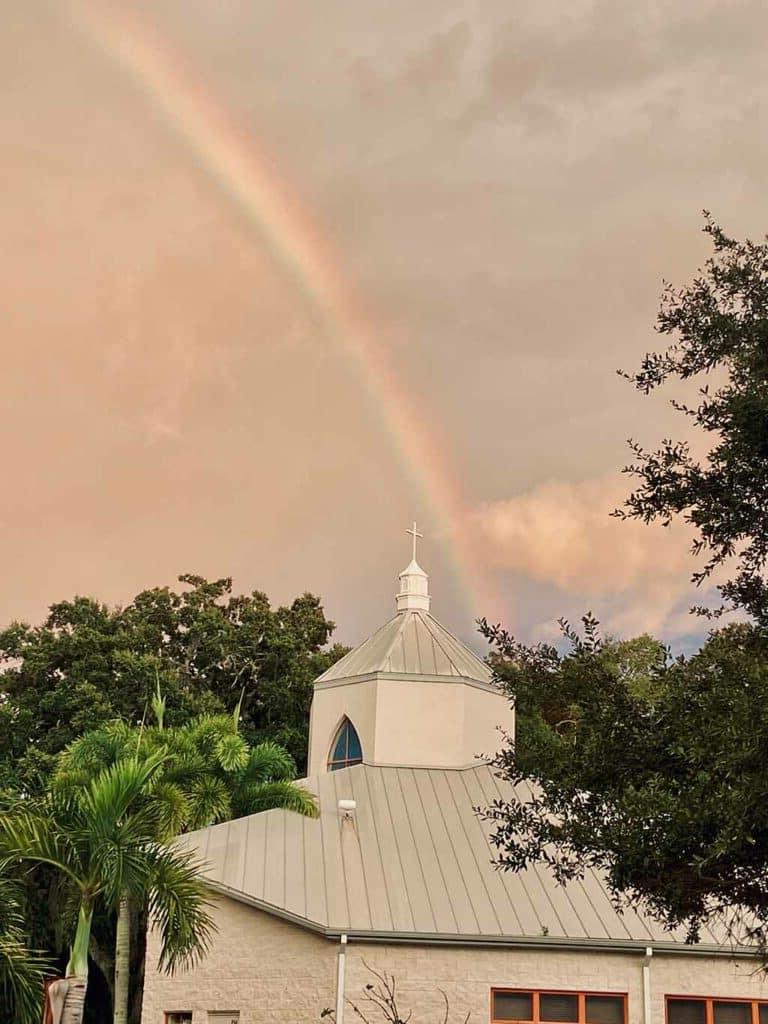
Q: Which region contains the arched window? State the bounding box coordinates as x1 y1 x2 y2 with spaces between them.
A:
328 717 363 772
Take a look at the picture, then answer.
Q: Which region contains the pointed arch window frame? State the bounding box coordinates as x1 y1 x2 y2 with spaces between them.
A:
327 716 363 772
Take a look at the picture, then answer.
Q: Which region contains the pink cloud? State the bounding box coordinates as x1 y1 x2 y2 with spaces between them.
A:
474 475 712 638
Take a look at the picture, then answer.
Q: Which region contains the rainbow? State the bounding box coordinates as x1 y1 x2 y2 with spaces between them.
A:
61 0 503 624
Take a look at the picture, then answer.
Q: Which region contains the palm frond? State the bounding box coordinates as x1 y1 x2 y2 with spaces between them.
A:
0 861 51 1024
149 783 192 840
89 835 153 909
187 777 231 828
0 934 49 1024
0 812 83 887
186 716 232 759
147 847 216 975
214 732 248 773
80 752 167 838
160 746 208 786
233 780 318 818
54 719 133 785
240 742 296 784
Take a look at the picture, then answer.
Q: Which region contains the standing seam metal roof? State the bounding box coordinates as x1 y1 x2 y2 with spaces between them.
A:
315 611 493 684
181 763 733 951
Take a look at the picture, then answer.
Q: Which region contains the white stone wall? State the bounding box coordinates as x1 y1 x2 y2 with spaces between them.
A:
307 673 514 776
141 895 768 1024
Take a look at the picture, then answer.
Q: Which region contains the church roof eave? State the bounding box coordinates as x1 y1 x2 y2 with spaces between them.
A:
181 763 749 954
196 879 762 959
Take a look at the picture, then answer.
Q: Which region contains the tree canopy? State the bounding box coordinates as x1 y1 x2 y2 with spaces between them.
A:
0 754 214 1024
483 218 768 954
617 216 768 624
52 710 317 1024
483 618 768 947
0 574 347 792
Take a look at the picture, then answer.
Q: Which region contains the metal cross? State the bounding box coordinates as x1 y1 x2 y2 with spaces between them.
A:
406 521 423 561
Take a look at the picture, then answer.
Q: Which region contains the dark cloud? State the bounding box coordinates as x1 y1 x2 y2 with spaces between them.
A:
1 0 767 647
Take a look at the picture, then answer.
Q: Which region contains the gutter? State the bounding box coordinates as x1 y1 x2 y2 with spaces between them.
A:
204 879 761 961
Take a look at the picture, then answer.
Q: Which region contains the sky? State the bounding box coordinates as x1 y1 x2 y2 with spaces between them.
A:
2 0 766 654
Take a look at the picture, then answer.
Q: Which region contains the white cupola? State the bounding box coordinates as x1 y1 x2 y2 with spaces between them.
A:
306 524 515 776
395 521 430 612
396 558 430 612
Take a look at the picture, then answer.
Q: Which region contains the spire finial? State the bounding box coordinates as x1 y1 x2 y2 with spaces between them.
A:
406 521 423 562
397 523 430 612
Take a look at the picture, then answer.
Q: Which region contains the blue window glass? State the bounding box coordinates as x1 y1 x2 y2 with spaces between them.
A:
328 718 363 771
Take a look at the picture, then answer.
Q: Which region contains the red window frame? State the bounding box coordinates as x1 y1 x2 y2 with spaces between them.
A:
491 987 628 1024
666 996 768 1024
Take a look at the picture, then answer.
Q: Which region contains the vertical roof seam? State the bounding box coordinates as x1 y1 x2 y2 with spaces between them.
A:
475 768 548 932
331 770 353 928
445 769 505 934
589 865 653 941
507 777 570 936
409 767 460 932
585 868 635 940
301 814 308 921
282 811 287 912
455 768 527 934
358 765 396 931
413 615 424 674
427 769 481 933
425 612 488 679
378 614 409 674
378 767 417 931
394 767 439 932
421 614 460 675
318 780 332 927
241 817 250 893
349 768 375 929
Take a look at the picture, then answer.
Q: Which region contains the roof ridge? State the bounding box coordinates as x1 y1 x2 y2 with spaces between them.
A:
317 612 404 680
415 612 460 675
380 611 410 672
420 611 490 678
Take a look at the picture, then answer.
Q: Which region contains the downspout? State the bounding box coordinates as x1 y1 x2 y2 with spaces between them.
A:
643 946 653 1024
335 933 348 1023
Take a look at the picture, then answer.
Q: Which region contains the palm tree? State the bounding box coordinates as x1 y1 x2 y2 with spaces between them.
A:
0 863 49 1024
53 706 317 1024
0 755 214 1024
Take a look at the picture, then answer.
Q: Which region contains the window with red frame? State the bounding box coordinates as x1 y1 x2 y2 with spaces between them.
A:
491 989 627 1024
667 997 768 1024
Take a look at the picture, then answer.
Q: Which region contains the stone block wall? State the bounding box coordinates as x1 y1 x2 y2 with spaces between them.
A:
141 894 768 1024
141 896 336 1023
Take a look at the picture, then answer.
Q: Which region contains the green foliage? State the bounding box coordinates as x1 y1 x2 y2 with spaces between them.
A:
54 713 318 834
50 711 316 1023
0 755 215 1019
482 617 768 949
0 575 347 795
617 216 768 624
0 864 49 1024
480 216 768 957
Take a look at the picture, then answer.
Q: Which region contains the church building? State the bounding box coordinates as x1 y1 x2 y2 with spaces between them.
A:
141 540 768 1024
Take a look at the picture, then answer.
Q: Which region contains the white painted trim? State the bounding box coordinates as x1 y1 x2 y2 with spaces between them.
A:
202 879 762 959
314 671 500 694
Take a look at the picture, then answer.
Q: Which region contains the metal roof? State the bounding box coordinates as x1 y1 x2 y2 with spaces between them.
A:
179 763 736 952
315 611 493 685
